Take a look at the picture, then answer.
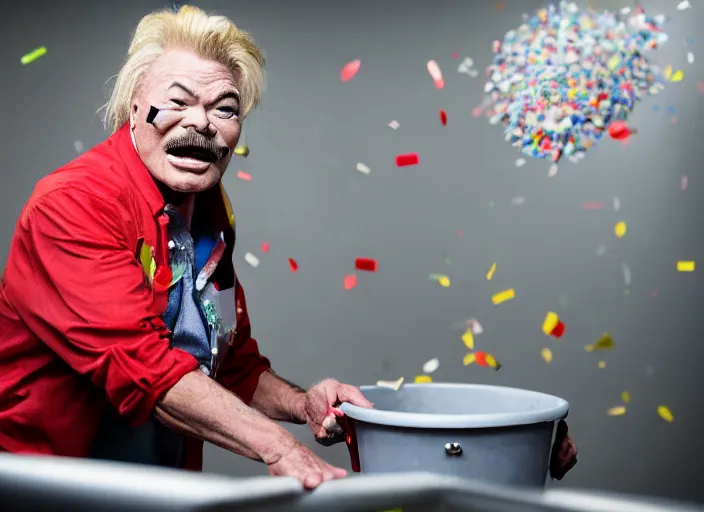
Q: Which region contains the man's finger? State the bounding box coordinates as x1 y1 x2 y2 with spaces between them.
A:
338 384 374 408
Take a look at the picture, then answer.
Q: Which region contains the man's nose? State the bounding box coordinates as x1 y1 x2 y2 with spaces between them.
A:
181 106 214 136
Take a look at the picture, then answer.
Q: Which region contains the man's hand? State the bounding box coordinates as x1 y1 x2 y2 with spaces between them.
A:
300 379 373 443
550 419 578 480
267 439 347 490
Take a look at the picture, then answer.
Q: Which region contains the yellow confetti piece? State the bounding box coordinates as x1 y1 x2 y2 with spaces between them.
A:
670 69 684 82
607 54 622 71
461 328 474 350
677 261 695 272
234 145 250 157
486 262 497 280
542 312 559 336
437 275 451 287
598 360 606 368
664 64 672 80
586 333 615 352
657 405 674 422
484 353 501 370
608 406 627 416
614 221 627 238
376 377 404 391
621 391 630 403
21 46 47 65
414 375 432 383
492 288 515 305
541 347 553 363
463 353 476 366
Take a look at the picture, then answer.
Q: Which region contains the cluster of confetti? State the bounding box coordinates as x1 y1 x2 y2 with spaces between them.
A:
483 1 668 165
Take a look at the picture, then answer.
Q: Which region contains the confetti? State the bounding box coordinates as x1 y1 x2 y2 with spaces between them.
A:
613 197 621 211
465 351 501 370
486 262 497 280
344 274 358 290
698 82 704 93
426 60 444 89
608 406 627 416
234 145 250 157
73 140 84 153
439 109 448 125
288 258 298 273
657 405 674 422
598 361 607 369
396 153 419 167
677 261 695 272
687 52 694 64
422 358 440 374
340 59 361 82
542 311 565 338
585 333 615 351
236 171 252 181
377 377 404 391
21 46 47 65
681 175 688 190
614 221 627 239
608 121 632 140
414 375 432 383
515 158 526 168
461 328 474 350
622 262 631 286
244 252 260 268
492 289 515 305
664 65 684 82
469 318 483 335
621 391 631 403
355 257 378 272
261 242 270 253
582 202 604 210
548 163 559 177
541 347 553 364
388 120 400 129
484 3 667 163
677 0 691 10
356 162 371 175
437 275 451 287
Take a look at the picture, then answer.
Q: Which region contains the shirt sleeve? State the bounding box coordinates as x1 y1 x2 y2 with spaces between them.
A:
215 278 271 404
5 187 199 425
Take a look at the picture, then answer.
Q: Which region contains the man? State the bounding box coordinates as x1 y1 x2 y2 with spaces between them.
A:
0 4 576 489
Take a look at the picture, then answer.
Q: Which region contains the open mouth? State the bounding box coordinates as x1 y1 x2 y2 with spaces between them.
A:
166 145 217 163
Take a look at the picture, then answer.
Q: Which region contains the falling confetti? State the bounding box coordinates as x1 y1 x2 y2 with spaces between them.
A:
377 377 404 391
464 351 501 370
677 261 695 272
585 333 615 351
622 262 632 286
608 406 627 416
356 162 371 175
21 46 47 65
73 140 84 153
461 328 474 350
486 262 497 280
244 252 260 268
687 52 694 64
422 358 440 373
664 65 684 82
234 145 250 157
388 120 400 130
340 59 361 82
541 348 553 364
288 258 298 273
548 163 559 177
621 391 631 403
598 361 607 369
414 375 432 383
439 109 447 125
344 274 358 290
355 258 378 272
396 153 419 167
677 0 691 9
236 171 252 181
437 275 451 287
657 405 674 423
492 289 515 305
426 60 444 89
582 202 604 210
515 158 526 167
469 318 483 335
608 121 632 140
542 312 565 338
614 221 627 239
613 197 621 211
681 175 688 190
261 242 270 253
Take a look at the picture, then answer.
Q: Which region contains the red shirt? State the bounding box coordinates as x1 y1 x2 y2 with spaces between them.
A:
0 123 270 470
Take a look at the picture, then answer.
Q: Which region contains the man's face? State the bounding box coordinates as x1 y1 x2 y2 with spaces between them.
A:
131 50 241 193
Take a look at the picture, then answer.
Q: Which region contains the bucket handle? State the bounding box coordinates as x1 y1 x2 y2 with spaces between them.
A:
343 416 361 472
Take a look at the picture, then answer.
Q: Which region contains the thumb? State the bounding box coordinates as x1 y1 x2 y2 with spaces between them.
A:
339 385 374 408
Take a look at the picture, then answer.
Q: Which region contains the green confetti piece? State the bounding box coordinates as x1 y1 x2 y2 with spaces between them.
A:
21 46 47 65
445 257 451 265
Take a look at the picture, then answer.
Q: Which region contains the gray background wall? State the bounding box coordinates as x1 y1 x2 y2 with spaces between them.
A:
1 0 703 504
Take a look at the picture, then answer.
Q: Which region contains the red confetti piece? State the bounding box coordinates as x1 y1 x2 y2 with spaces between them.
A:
439 109 447 125
451 52 459 59
340 59 361 82
344 274 358 290
608 121 631 140
582 202 604 210
288 258 298 273
396 153 419 167
426 60 444 89
472 107 483 118
236 171 252 181
475 351 487 367
355 257 378 272
550 321 566 339
261 242 270 253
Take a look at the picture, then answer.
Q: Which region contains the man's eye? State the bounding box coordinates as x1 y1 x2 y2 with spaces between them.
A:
171 99 187 106
216 106 239 119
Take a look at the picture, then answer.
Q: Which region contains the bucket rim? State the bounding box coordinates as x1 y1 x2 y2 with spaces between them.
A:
340 383 569 429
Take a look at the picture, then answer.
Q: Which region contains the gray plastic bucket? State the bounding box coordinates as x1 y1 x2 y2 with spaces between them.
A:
340 383 569 488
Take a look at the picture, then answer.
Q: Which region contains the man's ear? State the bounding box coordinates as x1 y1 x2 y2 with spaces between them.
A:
130 104 138 131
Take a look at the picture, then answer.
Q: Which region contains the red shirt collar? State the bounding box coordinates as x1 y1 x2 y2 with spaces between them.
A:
113 122 166 217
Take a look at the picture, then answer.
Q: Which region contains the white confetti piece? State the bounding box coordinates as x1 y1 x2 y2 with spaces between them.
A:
622 262 631 286
377 377 404 391
619 7 631 15
74 140 84 153
681 175 688 190
596 245 607 257
515 158 526 167
687 52 694 64
511 196 525 205
548 163 558 177
388 120 399 130
469 318 483 335
467 68 479 77
422 358 440 373
613 197 621 211
356 162 371 175
244 252 260 268
677 0 691 10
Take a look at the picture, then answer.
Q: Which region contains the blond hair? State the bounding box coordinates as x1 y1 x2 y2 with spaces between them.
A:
102 5 265 133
